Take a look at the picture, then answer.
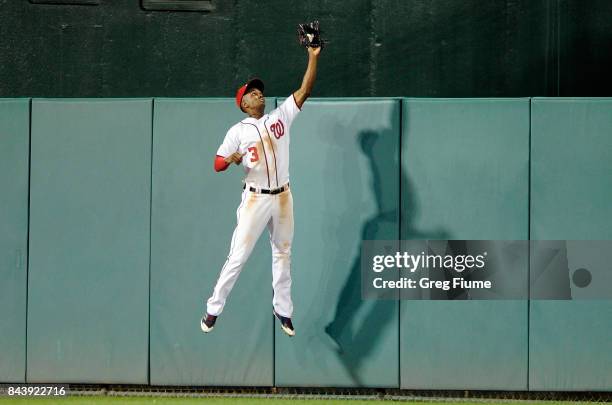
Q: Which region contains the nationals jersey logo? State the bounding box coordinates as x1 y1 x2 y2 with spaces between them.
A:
270 119 285 139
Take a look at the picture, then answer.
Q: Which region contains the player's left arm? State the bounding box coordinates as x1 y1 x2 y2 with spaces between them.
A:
293 46 321 109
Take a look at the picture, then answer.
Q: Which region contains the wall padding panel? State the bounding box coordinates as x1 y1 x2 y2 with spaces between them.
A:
400 99 530 390
274 99 400 388
149 99 275 386
0 99 30 382
530 98 612 391
27 99 151 383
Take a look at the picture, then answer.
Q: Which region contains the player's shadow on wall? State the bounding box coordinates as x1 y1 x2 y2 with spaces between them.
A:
324 118 449 385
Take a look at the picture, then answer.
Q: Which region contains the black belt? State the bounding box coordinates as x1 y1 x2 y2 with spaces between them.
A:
243 183 289 195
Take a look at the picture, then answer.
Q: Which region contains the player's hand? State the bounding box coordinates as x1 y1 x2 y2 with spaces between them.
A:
224 152 244 165
308 46 321 57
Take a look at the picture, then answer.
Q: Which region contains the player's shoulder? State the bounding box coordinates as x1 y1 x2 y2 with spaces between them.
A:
220 122 241 142
229 121 243 130
277 94 300 113
226 121 245 134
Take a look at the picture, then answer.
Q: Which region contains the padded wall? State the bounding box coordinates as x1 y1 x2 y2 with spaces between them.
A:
274 99 400 387
0 99 29 382
530 98 612 390
3 97 610 389
149 99 275 386
27 99 151 383
400 99 530 389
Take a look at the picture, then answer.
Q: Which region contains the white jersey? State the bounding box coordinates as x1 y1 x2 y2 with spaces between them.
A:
217 95 300 189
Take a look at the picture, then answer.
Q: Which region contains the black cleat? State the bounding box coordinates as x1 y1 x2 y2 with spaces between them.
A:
273 309 296 337
200 313 217 333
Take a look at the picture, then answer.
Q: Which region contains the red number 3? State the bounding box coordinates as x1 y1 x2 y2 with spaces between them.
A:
248 146 259 162
270 120 285 139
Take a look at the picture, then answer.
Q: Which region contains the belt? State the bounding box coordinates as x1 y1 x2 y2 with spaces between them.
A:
243 183 289 195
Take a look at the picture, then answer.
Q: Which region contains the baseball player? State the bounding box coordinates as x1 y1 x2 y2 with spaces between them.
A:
201 45 321 337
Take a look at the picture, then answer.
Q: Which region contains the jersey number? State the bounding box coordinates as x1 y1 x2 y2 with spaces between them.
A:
270 120 285 139
248 146 259 162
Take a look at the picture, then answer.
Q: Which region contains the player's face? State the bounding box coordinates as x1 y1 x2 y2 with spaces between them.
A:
243 88 265 110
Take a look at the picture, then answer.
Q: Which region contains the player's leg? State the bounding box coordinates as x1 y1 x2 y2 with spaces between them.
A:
206 190 271 316
269 188 294 319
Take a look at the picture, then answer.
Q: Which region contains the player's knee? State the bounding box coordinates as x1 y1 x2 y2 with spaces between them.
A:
273 241 292 255
273 251 291 260
228 251 252 267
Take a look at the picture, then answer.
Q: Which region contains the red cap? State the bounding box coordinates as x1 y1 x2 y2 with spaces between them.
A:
235 78 264 111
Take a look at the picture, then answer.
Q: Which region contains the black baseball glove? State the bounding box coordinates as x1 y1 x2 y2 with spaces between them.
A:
297 20 324 49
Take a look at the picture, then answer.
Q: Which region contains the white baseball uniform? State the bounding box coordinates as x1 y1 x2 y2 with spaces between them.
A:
206 95 301 318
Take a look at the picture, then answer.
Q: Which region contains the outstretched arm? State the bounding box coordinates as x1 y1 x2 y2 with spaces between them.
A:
293 46 321 109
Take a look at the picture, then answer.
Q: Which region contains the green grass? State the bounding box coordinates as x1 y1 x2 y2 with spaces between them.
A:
0 397 601 405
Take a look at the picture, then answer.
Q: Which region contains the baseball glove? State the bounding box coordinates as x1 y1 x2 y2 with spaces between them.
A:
297 20 324 48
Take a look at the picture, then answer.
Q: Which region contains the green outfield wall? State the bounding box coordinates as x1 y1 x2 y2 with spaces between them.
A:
400 99 530 390
0 99 29 383
27 99 151 383
0 98 610 389
275 99 400 388
529 99 612 390
150 99 275 386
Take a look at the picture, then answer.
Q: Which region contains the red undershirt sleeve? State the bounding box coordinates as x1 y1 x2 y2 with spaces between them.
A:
214 155 230 172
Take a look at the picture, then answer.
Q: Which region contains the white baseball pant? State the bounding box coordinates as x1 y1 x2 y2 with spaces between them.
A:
206 185 294 317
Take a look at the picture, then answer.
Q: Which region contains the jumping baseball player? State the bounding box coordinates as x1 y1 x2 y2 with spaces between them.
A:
201 38 322 337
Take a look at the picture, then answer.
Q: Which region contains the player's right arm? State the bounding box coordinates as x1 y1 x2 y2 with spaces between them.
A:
214 126 243 172
214 152 244 172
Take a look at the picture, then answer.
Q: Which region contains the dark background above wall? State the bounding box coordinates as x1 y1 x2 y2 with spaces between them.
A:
1 0 611 97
